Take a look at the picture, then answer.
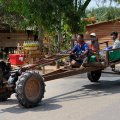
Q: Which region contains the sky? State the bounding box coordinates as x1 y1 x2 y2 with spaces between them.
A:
87 0 120 9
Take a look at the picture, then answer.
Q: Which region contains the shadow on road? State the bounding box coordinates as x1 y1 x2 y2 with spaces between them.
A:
44 79 120 103
1 78 120 113
0 99 62 114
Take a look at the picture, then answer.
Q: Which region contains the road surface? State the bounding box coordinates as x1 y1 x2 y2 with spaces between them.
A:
1 68 120 120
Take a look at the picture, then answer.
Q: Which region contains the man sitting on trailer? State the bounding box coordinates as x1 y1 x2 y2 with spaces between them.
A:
110 31 120 71
69 34 90 67
111 31 120 49
89 33 100 53
89 33 100 62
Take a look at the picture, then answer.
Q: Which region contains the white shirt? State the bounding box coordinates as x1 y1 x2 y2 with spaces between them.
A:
113 39 120 49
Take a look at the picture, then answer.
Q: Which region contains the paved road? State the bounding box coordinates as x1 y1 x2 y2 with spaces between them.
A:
1 68 120 120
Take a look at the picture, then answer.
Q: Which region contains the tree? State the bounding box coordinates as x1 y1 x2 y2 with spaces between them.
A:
87 6 120 22
0 2 24 30
0 0 91 51
64 0 91 34
0 0 56 50
63 0 91 48
113 0 120 3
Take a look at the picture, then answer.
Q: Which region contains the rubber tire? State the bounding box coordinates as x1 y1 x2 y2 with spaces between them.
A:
15 71 45 108
87 70 101 82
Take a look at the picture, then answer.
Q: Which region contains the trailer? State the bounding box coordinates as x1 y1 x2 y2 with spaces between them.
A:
0 47 120 108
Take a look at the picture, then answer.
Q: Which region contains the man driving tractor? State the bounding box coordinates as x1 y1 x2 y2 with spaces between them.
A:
69 34 90 67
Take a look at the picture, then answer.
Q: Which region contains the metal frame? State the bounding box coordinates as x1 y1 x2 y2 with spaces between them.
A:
43 65 105 82
21 48 120 82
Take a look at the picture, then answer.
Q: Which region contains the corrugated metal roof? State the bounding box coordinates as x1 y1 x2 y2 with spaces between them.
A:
87 18 120 27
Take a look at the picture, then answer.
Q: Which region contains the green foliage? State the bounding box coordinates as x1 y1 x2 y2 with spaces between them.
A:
64 0 91 34
0 0 91 52
0 0 91 33
0 1 24 29
87 6 120 22
113 0 120 3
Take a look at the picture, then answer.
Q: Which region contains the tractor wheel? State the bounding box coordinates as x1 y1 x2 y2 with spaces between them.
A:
15 71 45 108
87 70 101 82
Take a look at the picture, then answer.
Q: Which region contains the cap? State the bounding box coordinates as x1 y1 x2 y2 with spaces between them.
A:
90 33 96 36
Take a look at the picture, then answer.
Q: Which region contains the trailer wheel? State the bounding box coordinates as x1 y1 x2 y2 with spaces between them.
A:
87 70 101 82
15 71 45 108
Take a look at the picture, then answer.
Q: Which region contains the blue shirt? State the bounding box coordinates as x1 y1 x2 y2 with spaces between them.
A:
72 42 89 55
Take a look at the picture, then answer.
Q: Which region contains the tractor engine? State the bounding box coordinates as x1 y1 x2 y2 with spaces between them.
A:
0 60 13 101
0 59 45 107
0 60 11 84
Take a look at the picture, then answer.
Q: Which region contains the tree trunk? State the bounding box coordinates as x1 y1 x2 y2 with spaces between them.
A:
57 9 62 53
71 34 76 48
38 26 44 51
58 31 62 52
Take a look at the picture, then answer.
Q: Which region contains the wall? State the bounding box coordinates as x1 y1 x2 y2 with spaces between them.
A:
0 32 28 47
85 20 120 49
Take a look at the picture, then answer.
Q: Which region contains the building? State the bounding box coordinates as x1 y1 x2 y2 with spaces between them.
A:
85 19 120 49
0 23 29 48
